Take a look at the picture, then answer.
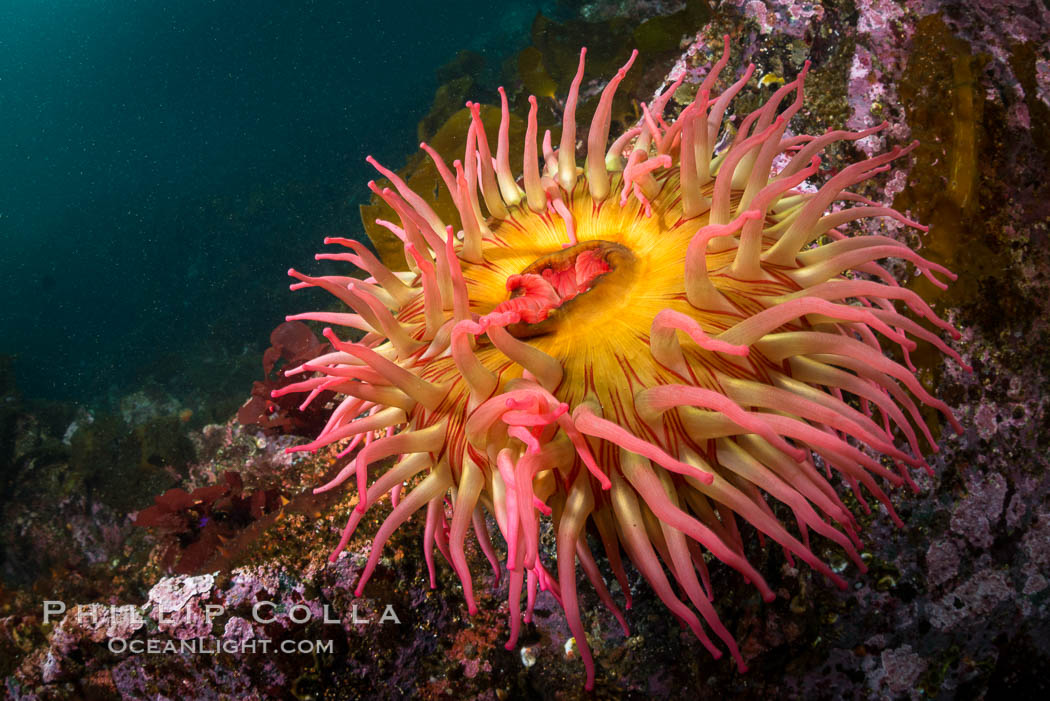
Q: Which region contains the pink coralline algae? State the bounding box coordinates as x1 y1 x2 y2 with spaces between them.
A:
147 573 218 639
880 644 928 696
737 0 825 37
949 471 1007 549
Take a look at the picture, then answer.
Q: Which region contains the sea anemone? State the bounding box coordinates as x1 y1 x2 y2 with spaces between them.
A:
278 38 965 689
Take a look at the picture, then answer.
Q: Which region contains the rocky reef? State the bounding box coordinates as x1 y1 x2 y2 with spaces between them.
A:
2 1 1049 699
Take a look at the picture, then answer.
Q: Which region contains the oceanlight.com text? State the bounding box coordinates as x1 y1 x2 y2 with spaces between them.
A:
107 637 334 655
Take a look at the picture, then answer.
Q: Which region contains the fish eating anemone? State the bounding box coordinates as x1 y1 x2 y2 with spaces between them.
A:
277 37 966 690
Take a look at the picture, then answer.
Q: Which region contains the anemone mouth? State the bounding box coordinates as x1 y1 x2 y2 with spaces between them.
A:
496 240 637 339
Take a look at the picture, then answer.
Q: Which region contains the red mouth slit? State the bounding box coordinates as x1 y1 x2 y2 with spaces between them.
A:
494 240 634 338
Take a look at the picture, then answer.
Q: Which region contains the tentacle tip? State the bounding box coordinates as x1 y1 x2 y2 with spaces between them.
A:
762 592 776 603
327 553 340 564
353 585 365 597
504 641 516 651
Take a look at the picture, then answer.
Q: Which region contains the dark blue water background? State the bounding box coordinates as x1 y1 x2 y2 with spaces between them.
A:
0 0 561 407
